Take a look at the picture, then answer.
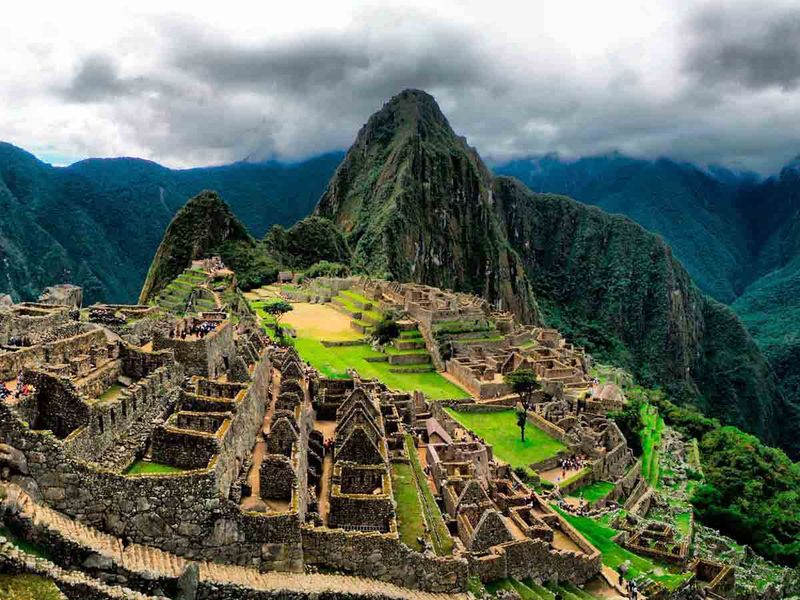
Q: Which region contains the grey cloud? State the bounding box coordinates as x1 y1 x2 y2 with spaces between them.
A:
685 3 800 91
61 54 129 102
40 5 800 174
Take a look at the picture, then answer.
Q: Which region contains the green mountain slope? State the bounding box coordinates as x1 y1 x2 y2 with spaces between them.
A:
316 89 539 323
315 89 795 455
493 177 790 449
0 142 341 304
495 154 751 303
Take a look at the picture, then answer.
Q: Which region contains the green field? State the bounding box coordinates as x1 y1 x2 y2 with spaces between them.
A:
391 462 427 551
123 460 186 475
571 480 615 504
405 434 453 555
444 409 566 470
554 507 689 590
294 337 466 399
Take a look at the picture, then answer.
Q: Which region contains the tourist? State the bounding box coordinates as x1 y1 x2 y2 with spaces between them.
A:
618 561 628 585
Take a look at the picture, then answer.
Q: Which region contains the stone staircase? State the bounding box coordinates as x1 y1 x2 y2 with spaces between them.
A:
3 484 468 600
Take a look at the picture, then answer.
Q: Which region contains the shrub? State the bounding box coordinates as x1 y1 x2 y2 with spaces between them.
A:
306 260 350 278
372 318 400 345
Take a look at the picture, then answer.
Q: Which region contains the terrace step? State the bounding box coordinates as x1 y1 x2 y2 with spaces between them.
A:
388 353 432 366
389 366 436 374
521 580 556 599
394 340 427 351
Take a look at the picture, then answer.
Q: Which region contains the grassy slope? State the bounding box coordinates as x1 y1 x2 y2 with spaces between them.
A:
444 409 565 468
553 508 688 590
391 461 427 551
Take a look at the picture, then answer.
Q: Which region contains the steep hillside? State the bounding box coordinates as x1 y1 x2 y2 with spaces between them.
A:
315 89 794 455
495 154 751 303
492 177 790 449
0 142 340 304
316 89 539 323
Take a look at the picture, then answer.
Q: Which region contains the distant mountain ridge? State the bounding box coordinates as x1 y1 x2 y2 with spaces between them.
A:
0 142 342 304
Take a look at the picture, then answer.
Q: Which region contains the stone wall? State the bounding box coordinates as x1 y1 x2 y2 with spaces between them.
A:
301 527 469 593
153 320 235 378
0 324 106 381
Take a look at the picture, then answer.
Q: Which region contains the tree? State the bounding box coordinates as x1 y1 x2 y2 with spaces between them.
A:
264 300 293 337
504 369 541 409
515 401 528 442
372 318 400 345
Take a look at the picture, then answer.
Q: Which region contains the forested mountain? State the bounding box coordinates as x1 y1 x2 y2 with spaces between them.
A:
313 89 798 455
0 142 341 304
495 153 800 420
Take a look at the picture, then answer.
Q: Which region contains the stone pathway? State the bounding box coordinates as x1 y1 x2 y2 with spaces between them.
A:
3 484 467 600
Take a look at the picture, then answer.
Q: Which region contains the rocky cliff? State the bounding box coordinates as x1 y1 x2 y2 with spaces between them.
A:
492 177 792 449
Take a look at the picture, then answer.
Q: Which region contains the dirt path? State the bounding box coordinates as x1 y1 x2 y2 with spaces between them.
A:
539 465 584 485
240 369 278 509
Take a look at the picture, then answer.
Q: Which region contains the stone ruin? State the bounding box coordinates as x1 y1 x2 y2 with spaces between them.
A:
0 278 738 599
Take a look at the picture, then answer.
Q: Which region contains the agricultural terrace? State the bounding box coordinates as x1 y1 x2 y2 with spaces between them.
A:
246 286 468 400
444 408 565 473
569 480 616 505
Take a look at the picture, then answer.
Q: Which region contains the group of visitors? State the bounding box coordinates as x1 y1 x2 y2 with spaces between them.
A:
560 454 588 478
0 371 34 401
617 563 640 599
170 320 218 340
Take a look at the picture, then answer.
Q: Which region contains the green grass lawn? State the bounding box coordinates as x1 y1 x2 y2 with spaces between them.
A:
294 336 467 399
675 511 692 538
571 480 616 504
391 462 427 551
554 507 689 591
123 460 186 475
0 575 64 600
444 409 566 469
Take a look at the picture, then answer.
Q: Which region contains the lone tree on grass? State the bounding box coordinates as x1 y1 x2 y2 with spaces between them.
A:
264 300 293 337
505 369 541 442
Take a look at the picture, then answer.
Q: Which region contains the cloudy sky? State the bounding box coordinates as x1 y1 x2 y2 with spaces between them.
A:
3 0 800 173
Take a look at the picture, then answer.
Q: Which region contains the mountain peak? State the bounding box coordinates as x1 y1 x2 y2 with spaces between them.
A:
139 189 253 303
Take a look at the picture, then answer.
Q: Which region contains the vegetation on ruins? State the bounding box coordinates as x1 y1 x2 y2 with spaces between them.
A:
0 574 64 600
604 364 800 569
372 317 400 345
